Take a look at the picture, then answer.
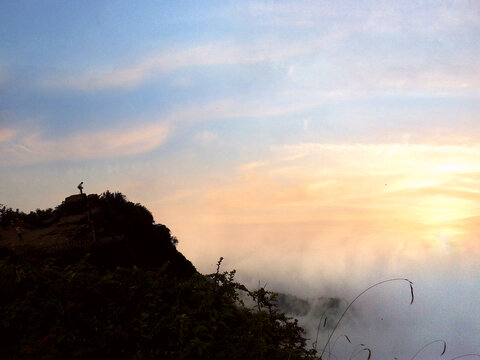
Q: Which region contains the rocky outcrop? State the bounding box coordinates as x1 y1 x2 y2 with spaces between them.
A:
64 194 85 204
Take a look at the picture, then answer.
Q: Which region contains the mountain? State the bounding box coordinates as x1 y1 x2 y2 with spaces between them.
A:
277 293 346 320
0 191 318 360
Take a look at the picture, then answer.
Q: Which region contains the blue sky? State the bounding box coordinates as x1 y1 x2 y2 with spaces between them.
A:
1 1 480 356
3 1 478 138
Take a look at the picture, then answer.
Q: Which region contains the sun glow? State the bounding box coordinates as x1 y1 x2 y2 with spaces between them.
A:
414 195 473 224
162 143 480 258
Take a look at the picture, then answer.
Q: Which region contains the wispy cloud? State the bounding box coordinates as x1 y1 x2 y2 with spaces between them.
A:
38 30 347 91
241 0 480 34
0 95 329 166
0 122 169 165
287 56 480 95
36 1 480 95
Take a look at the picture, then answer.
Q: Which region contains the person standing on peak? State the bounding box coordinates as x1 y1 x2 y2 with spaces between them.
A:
78 182 84 195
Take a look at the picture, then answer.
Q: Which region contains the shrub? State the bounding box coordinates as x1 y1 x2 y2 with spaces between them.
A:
0 255 317 360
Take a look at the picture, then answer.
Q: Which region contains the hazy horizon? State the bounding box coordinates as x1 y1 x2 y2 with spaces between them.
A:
1 1 479 358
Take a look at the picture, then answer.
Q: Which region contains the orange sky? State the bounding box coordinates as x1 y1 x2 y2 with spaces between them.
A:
150 143 480 281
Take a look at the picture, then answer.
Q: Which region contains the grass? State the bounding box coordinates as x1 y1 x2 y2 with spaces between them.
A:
308 278 478 360
409 339 446 360
317 278 414 360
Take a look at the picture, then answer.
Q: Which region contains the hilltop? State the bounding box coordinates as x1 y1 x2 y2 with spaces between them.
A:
0 191 318 360
0 191 195 276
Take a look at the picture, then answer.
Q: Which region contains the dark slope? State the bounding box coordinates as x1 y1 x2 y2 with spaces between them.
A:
0 192 318 360
0 191 195 276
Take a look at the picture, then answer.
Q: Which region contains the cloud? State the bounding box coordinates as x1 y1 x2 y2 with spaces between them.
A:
38 28 348 91
241 0 480 34
0 122 169 165
36 2 480 97
156 140 480 358
0 94 331 166
149 141 479 300
159 142 480 266
287 53 480 95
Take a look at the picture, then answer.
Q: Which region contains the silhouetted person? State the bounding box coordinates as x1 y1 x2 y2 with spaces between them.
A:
78 182 84 195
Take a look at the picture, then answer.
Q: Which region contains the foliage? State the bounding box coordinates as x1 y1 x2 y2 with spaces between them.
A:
23 208 55 227
0 206 24 227
2 191 188 271
0 255 317 360
0 192 318 359
90 191 187 269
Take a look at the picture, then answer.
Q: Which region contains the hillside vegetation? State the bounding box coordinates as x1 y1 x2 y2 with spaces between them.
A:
0 192 317 360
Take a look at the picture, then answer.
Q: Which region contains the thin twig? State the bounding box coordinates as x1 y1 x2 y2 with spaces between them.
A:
319 278 414 360
409 339 446 360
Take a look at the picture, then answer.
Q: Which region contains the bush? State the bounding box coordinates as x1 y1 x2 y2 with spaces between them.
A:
0 256 317 360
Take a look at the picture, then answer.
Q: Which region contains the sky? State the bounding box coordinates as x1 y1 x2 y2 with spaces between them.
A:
1 0 479 357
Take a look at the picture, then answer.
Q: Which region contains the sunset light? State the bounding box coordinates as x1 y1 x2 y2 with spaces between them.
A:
1 1 479 357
